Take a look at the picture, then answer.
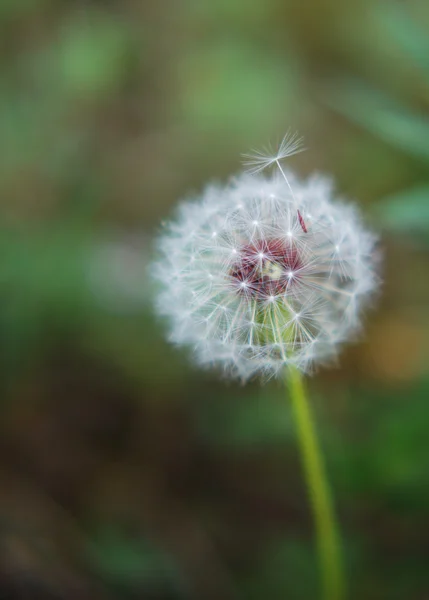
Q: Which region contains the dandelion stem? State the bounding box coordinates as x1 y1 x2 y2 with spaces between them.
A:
286 367 345 600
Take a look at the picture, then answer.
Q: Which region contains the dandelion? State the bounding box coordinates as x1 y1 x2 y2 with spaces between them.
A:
153 156 377 382
151 133 379 600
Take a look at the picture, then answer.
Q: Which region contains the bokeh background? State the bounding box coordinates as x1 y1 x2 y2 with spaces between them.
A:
1 0 429 598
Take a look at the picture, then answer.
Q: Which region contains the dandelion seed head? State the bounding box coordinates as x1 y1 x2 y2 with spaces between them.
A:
152 139 379 381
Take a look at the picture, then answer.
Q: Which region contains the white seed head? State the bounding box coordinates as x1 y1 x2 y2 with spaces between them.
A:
152 143 379 381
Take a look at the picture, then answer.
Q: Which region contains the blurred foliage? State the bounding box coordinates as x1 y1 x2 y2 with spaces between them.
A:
0 0 428 599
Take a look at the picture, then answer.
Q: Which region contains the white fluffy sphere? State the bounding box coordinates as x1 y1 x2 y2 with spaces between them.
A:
152 170 378 380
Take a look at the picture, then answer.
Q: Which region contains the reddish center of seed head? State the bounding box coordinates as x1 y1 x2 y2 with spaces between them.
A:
230 238 303 300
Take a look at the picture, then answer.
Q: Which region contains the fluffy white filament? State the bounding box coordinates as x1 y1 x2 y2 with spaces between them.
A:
152 149 378 381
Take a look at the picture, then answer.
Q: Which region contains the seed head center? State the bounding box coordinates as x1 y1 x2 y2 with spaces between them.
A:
261 261 283 280
230 238 303 300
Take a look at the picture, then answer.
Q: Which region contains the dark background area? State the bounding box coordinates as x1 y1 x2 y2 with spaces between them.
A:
0 0 428 598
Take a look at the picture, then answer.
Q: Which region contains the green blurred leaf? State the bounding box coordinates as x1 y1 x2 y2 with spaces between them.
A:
86 526 179 590
324 80 429 161
194 391 294 447
0 225 96 381
374 184 429 235
54 16 135 96
330 380 429 512
371 381 429 510
178 39 299 136
240 537 317 600
375 2 429 76
0 0 44 18
0 89 62 169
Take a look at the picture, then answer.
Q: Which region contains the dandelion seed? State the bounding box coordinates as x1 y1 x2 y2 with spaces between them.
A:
242 130 305 203
242 129 306 175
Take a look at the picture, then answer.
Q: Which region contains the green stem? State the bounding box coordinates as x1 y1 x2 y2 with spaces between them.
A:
287 367 345 600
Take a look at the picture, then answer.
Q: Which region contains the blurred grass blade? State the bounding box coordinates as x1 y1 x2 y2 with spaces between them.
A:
374 184 429 235
324 80 429 162
375 1 429 76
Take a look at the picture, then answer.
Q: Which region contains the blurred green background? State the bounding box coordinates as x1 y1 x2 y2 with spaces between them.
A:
1 0 428 598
